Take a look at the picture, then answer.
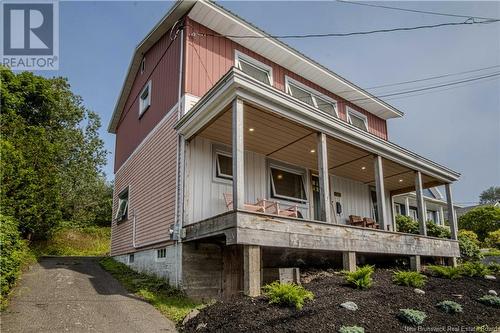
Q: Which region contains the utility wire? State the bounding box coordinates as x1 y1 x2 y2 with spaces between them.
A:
336 0 500 21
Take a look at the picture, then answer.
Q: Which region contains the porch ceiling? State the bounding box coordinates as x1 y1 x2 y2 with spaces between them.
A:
197 102 443 193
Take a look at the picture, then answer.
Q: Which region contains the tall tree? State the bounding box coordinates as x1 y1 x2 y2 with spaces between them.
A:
479 186 500 205
1 67 111 239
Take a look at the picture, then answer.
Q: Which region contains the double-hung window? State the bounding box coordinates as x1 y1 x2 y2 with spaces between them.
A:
235 51 272 86
346 107 368 131
115 188 129 222
270 166 307 202
285 77 338 118
139 81 151 117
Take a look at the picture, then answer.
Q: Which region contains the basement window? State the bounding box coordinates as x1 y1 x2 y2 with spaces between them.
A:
129 254 134 264
215 151 233 180
347 107 368 131
270 166 307 202
115 188 129 222
285 77 338 117
235 51 272 85
157 248 167 259
139 81 151 117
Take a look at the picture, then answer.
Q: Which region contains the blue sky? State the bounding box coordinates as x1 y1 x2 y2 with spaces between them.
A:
35 1 499 205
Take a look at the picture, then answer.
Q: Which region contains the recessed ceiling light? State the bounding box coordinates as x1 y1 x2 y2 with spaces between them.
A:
399 179 404 183
277 174 283 180
249 128 255 132
310 149 316 153
361 166 366 170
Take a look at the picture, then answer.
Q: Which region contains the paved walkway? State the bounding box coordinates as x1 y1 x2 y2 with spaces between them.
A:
1 257 177 333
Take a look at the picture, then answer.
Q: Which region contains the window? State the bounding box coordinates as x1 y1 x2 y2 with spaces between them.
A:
409 208 418 221
285 77 338 117
139 81 151 117
215 152 233 180
270 167 306 202
115 188 129 222
347 107 368 131
129 254 134 264
395 203 402 216
140 57 145 74
235 51 272 85
157 248 166 259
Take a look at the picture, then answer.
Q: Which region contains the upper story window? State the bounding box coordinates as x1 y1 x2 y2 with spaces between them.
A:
235 51 272 86
215 151 233 181
116 187 129 222
140 57 145 74
270 165 307 202
347 107 368 131
139 81 151 117
285 77 338 118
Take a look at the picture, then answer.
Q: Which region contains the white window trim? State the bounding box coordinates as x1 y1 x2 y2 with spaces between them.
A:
139 80 152 117
269 162 308 203
140 57 145 74
285 76 338 118
235 50 273 86
115 186 129 222
346 107 368 131
156 248 167 261
212 145 233 184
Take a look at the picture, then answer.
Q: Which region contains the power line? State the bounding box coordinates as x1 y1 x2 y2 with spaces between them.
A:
336 0 500 21
188 19 499 40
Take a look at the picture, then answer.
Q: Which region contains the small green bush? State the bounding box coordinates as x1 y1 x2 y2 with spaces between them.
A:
487 262 500 274
478 295 500 308
436 300 463 314
393 271 427 288
426 220 451 238
396 215 419 234
458 262 491 277
344 265 375 289
263 282 314 310
339 325 365 333
426 265 461 279
484 229 500 249
397 309 427 325
458 230 483 260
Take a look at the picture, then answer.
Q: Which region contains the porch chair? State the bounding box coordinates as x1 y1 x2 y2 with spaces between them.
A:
348 215 365 227
273 202 299 218
363 217 380 229
223 193 277 213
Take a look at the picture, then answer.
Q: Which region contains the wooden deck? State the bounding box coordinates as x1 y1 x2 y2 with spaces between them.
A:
183 210 460 258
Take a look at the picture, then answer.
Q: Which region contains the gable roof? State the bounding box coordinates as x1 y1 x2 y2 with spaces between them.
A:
109 0 404 133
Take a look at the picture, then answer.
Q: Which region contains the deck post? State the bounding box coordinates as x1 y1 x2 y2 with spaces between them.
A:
445 183 458 240
243 245 261 297
410 255 421 272
317 132 332 223
404 197 411 217
342 251 356 272
439 207 445 226
415 171 427 236
374 155 388 230
232 98 244 210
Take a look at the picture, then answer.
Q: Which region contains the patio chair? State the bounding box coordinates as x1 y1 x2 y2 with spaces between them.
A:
363 217 380 229
223 193 277 213
274 202 299 218
348 215 365 227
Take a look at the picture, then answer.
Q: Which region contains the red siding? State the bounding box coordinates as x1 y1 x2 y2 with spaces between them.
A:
115 32 182 172
183 18 388 140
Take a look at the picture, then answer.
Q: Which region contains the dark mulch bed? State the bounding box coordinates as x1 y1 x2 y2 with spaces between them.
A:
182 269 500 333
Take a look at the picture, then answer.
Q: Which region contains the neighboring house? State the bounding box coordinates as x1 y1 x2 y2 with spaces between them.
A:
456 201 500 217
109 1 461 298
392 187 460 225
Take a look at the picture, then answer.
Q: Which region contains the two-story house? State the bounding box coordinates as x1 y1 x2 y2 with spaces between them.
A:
109 0 461 299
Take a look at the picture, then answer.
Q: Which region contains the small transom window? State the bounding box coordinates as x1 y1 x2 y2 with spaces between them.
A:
288 84 315 106
157 248 166 259
347 108 368 131
286 78 338 117
215 152 232 180
139 81 151 117
270 167 307 202
115 188 129 222
235 52 272 85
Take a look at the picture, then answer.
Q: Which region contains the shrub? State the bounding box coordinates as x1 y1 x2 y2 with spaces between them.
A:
426 265 461 279
487 262 500 274
458 206 500 241
458 230 482 260
458 262 491 277
339 326 365 333
426 221 451 238
484 229 500 249
393 271 426 288
478 295 500 308
436 300 463 314
397 309 426 325
344 265 375 289
396 215 419 234
263 282 314 310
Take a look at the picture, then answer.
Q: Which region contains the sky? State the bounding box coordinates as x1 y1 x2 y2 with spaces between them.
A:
33 1 500 205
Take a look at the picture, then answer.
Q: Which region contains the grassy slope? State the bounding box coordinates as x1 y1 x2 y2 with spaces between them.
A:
32 226 110 256
99 257 203 324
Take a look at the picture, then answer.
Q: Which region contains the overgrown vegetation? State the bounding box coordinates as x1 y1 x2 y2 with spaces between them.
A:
339 325 365 333
426 221 451 238
32 226 110 256
397 309 426 325
484 229 500 249
393 271 427 288
436 300 463 314
458 230 483 260
263 282 314 310
426 265 461 279
99 257 201 323
457 262 491 277
344 265 375 289
487 262 500 274
458 206 500 241
395 215 450 239
478 295 500 308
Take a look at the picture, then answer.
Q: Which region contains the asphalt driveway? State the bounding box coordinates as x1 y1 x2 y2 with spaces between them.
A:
1 257 177 333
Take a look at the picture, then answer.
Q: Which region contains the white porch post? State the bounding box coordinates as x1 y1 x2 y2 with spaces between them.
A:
445 183 458 240
374 155 388 230
405 197 411 217
415 171 427 236
317 132 332 223
232 98 245 210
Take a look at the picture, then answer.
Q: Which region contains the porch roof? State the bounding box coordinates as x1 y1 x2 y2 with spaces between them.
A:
175 68 460 191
